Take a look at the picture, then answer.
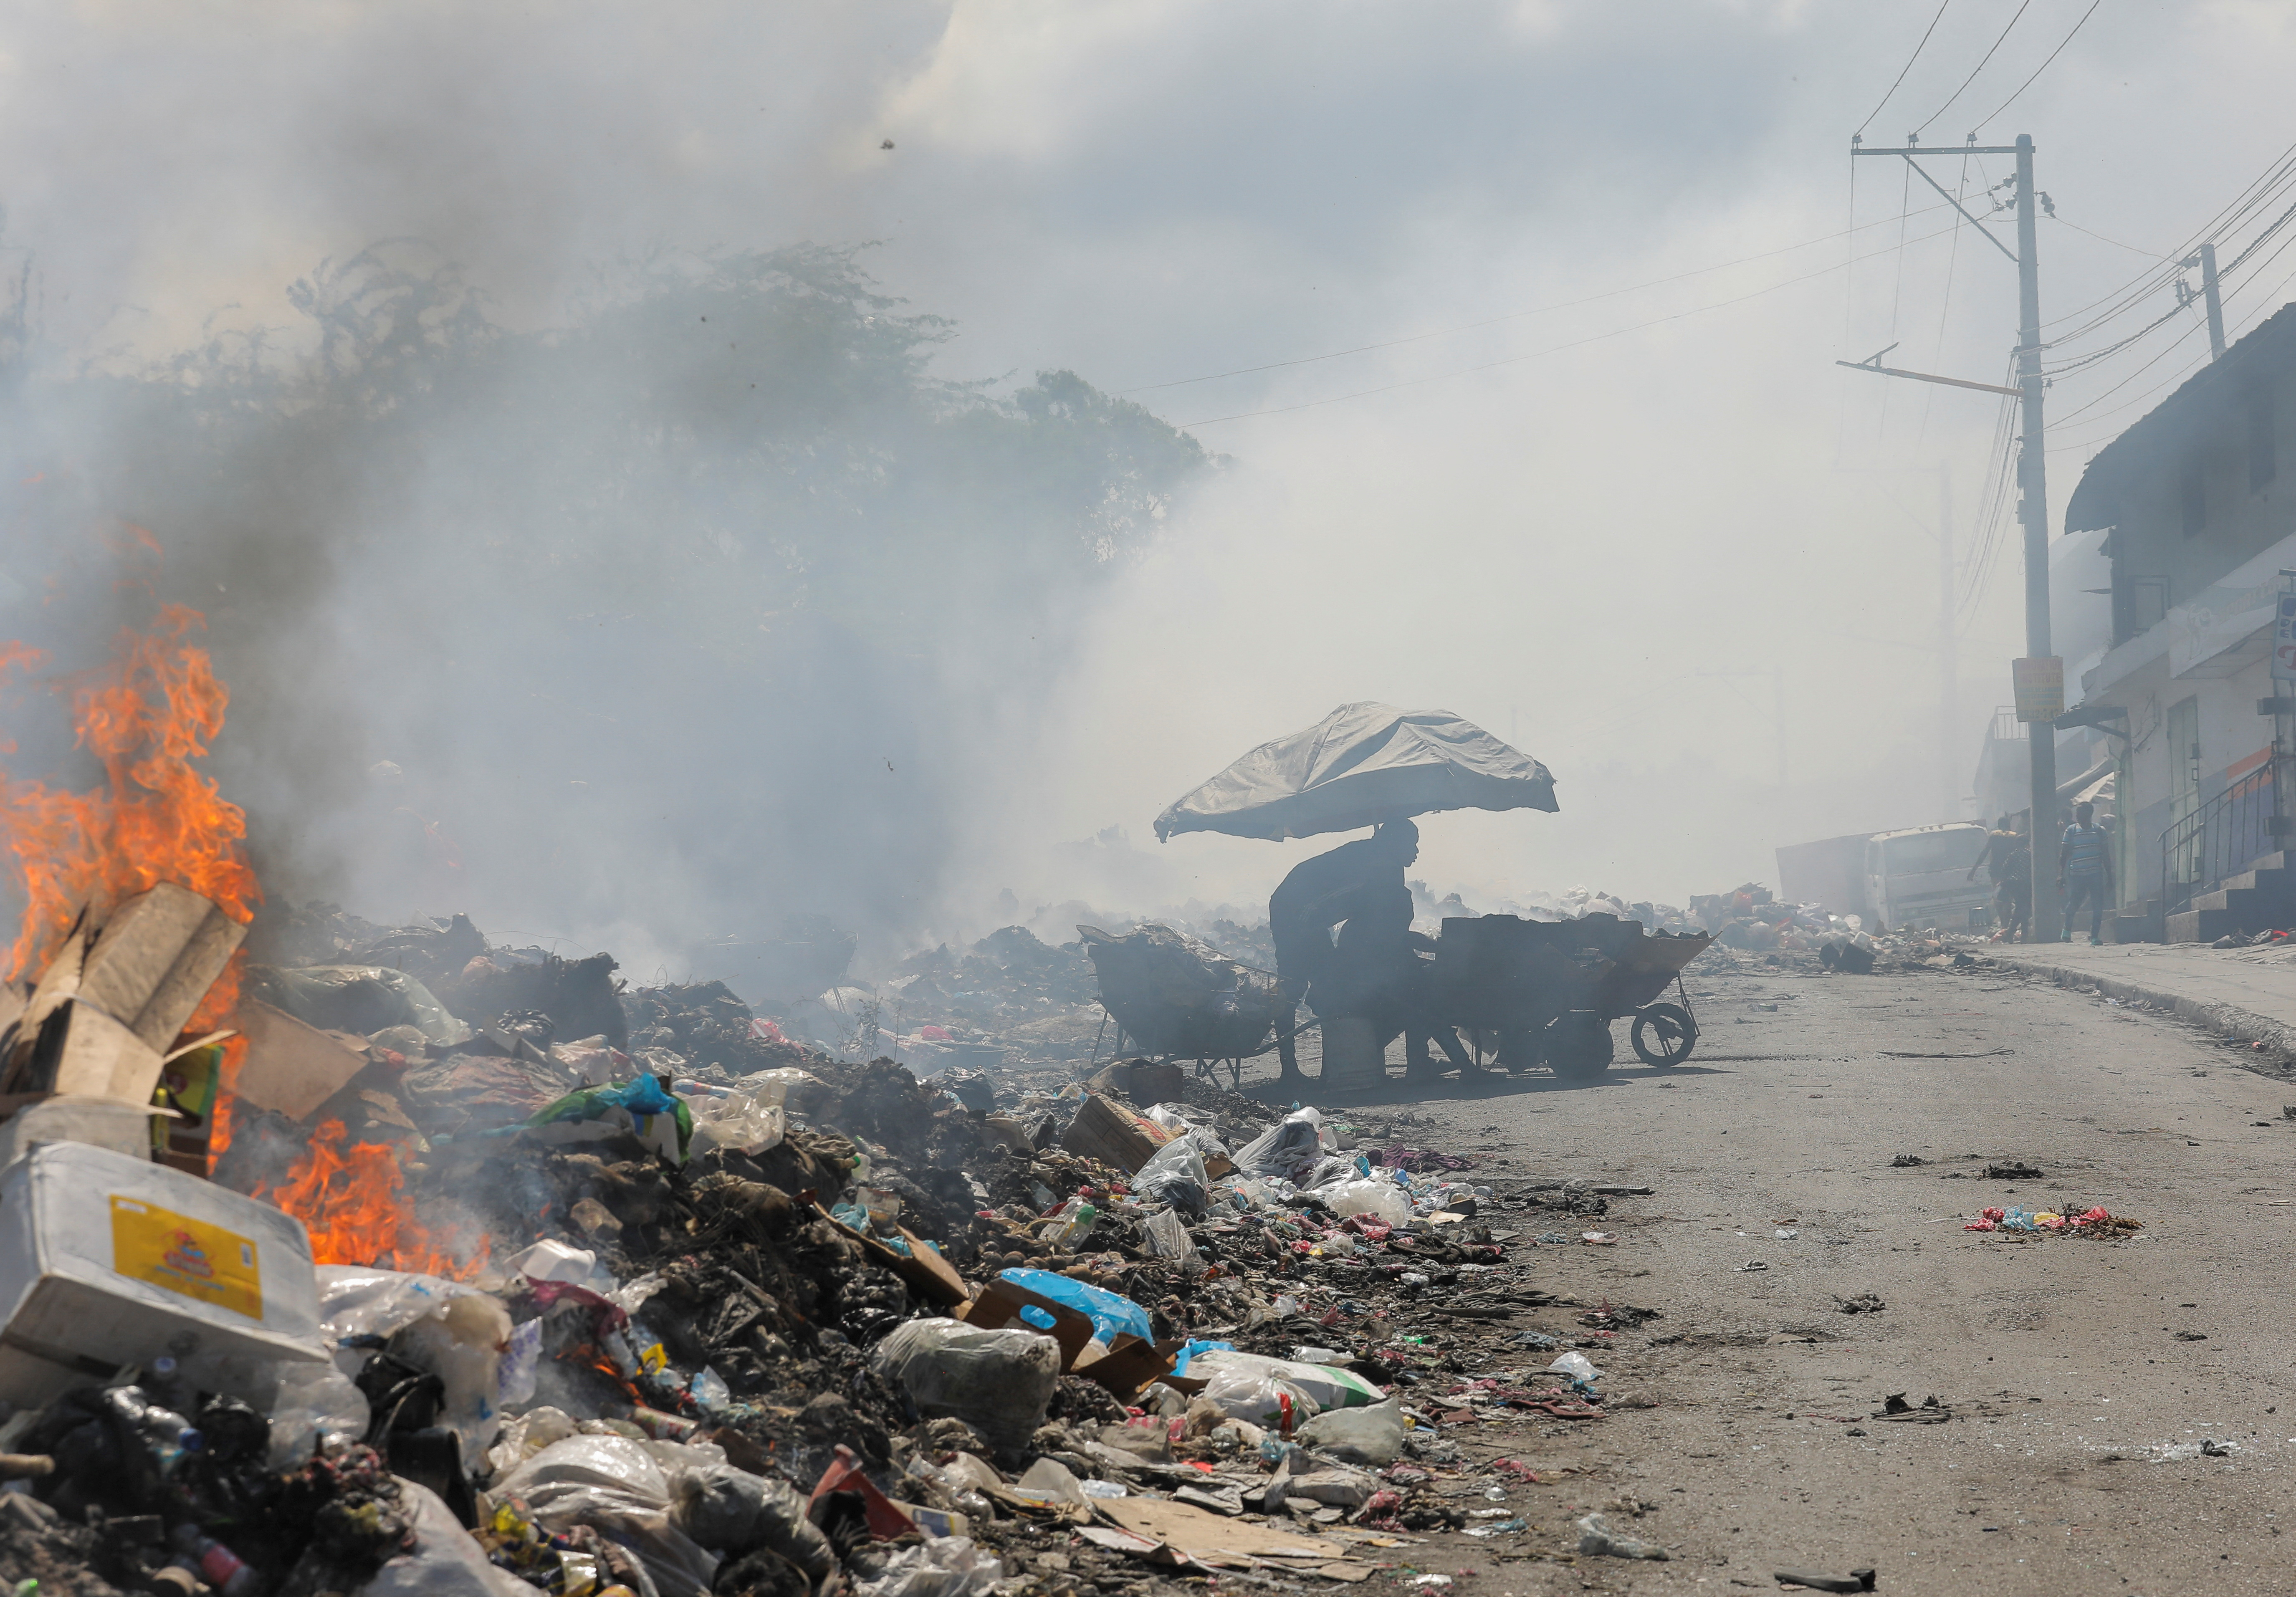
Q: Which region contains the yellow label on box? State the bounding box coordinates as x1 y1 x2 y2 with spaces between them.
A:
109 1195 263 1322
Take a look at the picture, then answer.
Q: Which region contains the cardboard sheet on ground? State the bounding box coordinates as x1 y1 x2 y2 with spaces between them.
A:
1093 1497 1343 1562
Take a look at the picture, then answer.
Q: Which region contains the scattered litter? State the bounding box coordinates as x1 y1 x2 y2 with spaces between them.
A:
1576 1511 1669 1560
1834 1294 1886 1315
1773 1567 1877 1593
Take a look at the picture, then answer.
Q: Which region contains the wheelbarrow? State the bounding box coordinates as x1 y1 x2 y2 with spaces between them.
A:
1429 913 1710 1079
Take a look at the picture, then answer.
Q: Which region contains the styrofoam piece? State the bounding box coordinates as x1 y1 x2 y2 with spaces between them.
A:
0 1141 324 1405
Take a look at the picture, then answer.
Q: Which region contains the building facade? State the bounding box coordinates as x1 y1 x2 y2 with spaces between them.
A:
2063 303 2296 932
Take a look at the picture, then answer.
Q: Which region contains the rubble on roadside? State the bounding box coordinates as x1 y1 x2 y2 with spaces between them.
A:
0 889 1686 1597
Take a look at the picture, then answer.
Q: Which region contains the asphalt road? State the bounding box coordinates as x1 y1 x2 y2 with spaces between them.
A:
1288 948 2296 1595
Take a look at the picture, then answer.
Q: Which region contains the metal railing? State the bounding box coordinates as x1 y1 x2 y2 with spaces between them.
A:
2157 761 2278 922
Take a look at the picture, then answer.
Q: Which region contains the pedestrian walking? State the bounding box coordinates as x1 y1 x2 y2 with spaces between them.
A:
2059 800 2114 945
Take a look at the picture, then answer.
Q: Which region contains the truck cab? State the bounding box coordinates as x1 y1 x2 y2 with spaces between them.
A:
1863 823 1993 934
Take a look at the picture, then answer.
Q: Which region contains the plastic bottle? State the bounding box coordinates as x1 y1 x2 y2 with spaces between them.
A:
106 1388 204 1473
172 1525 261 1597
1039 1198 1098 1246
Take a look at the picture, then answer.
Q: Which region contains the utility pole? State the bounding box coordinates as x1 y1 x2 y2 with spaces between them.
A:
1937 462 1957 824
2197 241 2227 360
1848 132 2059 938
2013 133 2060 941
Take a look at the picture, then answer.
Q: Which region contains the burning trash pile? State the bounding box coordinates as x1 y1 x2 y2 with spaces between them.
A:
0 612 1644 1596
0 888 1591 1597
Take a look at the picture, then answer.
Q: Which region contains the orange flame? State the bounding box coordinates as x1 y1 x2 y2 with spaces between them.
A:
0 604 261 1010
258 1120 488 1280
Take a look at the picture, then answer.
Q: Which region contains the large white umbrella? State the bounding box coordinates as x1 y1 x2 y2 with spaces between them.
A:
1153 701 1558 843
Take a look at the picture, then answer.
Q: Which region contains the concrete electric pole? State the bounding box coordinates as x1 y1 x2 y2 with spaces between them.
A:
1937 462 1958 825
1843 132 2060 938
2186 241 2228 361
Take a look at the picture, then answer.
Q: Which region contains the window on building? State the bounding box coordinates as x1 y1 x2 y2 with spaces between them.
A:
2181 464 2206 535
2251 391 2277 490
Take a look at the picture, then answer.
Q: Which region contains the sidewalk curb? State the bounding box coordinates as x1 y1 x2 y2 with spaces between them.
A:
1987 950 2296 1057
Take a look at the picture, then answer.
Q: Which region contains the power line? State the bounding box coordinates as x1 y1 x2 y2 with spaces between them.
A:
1972 0 2106 131
1173 221 1966 428
1914 0 2034 136
1856 0 1954 137
1121 204 1952 397
2047 214 2164 258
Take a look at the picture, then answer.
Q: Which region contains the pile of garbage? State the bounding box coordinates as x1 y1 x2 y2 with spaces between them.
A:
1963 1204 2143 1236
0 887 1659 1597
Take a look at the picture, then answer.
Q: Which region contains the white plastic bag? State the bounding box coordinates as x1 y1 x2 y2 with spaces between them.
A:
1548 1351 1602 1382
357 1479 535 1597
872 1319 1061 1449
1318 1178 1413 1226
857 1536 1004 1597
689 1092 786 1156
1188 1349 1382 1414
496 1435 722 1597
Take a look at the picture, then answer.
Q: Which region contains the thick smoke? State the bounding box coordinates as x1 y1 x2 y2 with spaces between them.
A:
0 244 1210 975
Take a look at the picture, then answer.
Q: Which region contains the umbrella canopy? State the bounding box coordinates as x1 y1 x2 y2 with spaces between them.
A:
1154 701 1559 842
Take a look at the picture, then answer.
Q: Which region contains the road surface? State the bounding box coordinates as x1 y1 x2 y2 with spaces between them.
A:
1326 946 2296 1595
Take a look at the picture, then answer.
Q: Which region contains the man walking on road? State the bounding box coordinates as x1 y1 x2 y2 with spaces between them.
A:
1970 815 2033 942
2060 800 2113 945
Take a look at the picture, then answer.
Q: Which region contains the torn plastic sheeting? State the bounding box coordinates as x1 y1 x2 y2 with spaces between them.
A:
495 1434 722 1597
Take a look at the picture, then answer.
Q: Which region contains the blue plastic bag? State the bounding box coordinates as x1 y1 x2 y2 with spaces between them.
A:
999 1268 1154 1346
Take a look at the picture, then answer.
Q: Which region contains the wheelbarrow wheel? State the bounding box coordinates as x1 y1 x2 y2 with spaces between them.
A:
1544 1010 1613 1081
1631 1002 1697 1066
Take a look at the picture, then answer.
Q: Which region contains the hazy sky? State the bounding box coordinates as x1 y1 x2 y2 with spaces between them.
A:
5 0 2291 927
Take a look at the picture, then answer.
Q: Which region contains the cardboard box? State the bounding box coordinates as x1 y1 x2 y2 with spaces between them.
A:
1059 1092 1173 1173
75 883 247 1052
0 1142 323 1404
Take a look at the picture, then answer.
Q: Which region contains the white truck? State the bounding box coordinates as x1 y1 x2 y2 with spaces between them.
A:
1862 822 1994 933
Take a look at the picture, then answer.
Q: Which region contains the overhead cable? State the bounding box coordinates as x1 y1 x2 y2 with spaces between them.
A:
1913 0 2034 136
1855 0 1954 138
1972 0 2106 132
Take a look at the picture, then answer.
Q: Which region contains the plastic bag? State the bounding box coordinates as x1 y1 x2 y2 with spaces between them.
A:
390 1291 514 1468
669 1462 835 1581
1548 1352 1603 1383
1144 1104 1230 1159
496 1435 721 1597
1134 1135 1211 1214
264 1358 371 1467
1186 1349 1382 1413
872 1319 1062 1450
357 1479 535 1597
1198 1365 1320 1427
1317 1178 1413 1226
517 1076 695 1165
688 1092 786 1157
1233 1110 1327 1181
1139 1207 1206 1277
252 964 473 1046
740 1066 826 1112
996 1269 1154 1346
857 1536 1004 1597
1294 1397 1406 1466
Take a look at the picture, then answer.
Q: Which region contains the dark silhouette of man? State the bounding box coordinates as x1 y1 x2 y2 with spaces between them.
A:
1268 819 1420 1082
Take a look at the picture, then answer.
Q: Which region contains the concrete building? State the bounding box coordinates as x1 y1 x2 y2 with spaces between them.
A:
2062 302 2296 939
